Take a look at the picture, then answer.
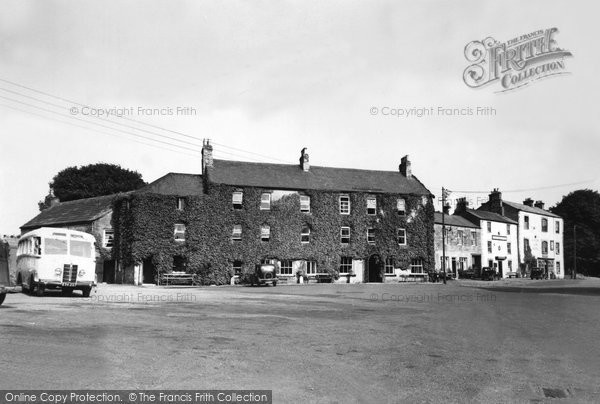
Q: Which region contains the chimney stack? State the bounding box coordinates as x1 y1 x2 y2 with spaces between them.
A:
488 188 504 215
299 148 310 172
442 204 451 214
202 139 213 173
523 198 534 207
534 200 545 210
454 197 469 214
399 155 412 178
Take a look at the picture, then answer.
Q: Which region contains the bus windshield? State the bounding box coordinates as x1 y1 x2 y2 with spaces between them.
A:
44 238 68 255
70 240 92 258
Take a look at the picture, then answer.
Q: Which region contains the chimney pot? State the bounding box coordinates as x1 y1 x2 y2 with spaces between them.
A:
534 200 545 210
299 147 310 172
523 198 534 207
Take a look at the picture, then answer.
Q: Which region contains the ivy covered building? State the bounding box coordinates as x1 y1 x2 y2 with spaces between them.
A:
112 141 435 285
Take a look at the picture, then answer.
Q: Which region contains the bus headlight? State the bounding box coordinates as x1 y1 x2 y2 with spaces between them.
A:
55 268 62 275
78 269 86 277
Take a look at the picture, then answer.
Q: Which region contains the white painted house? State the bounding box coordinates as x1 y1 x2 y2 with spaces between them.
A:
479 192 564 278
455 198 518 278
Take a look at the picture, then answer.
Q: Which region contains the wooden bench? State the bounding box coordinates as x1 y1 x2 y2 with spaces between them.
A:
314 273 334 283
397 271 428 282
160 271 197 286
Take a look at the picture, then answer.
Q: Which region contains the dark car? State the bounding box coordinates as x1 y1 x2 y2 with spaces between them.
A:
530 268 546 280
250 264 278 286
481 267 498 281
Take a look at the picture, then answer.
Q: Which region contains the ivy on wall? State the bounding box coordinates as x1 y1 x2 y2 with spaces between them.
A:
112 184 435 285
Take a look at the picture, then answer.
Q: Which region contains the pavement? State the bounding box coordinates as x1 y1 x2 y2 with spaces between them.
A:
1 279 600 403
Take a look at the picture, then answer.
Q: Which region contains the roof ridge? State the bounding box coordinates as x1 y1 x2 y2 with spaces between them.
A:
214 158 416 175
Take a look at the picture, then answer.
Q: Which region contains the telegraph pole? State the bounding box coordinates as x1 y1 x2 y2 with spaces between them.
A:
573 224 577 279
442 187 447 284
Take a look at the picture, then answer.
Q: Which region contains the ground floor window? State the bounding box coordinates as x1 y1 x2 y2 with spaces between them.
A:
384 258 394 275
339 257 352 274
280 260 293 275
410 258 424 274
459 257 467 271
173 255 188 272
556 261 561 274
508 260 512 270
232 260 243 275
306 261 317 275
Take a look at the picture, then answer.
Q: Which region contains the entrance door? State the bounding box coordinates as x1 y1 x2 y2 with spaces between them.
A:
498 260 503 278
451 258 457 277
368 255 383 283
142 257 156 284
103 259 116 283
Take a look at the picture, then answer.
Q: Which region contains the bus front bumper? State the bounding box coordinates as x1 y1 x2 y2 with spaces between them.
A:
38 280 95 289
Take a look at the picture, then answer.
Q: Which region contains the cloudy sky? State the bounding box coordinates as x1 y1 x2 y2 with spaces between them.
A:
1 0 598 235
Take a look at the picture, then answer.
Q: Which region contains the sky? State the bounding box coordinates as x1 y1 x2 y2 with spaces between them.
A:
1 0 599 235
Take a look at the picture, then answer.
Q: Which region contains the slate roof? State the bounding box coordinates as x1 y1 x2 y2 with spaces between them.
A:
21 194 119 230
501 200 561 218
140 173 203 195
464 209 518 225
434 212 479 228
207 159 432 195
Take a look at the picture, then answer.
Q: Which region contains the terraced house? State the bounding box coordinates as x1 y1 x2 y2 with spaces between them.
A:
112 141 435 284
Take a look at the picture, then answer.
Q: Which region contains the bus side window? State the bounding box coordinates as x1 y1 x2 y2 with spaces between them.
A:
34 237 41 255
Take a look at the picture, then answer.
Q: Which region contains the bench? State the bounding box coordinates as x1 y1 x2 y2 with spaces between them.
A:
399 273 428 282
160 271 197 286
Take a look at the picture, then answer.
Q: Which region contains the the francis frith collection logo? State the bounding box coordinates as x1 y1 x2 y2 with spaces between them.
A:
463 28 572 93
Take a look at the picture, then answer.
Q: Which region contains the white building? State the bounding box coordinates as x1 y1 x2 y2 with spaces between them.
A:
478 190 564 279
455 199 518 278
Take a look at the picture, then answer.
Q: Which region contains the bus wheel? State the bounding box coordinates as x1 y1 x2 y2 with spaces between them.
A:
0 293 5 306
61 288 73 296
30 278 44 297
82 287 92 298
28 276 36 296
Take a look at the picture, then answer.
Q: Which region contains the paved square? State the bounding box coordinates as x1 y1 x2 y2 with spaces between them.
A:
1 279 599 403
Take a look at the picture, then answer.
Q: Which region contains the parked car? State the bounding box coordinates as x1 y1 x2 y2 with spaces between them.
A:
458 269 476 279
250 264 278 286
530 268 546 280
481 267 498 281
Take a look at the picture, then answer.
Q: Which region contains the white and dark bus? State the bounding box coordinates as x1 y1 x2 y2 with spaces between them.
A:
16 228 97 297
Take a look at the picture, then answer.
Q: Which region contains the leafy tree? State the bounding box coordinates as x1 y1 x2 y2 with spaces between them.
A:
39 163 146 209
551 189 600 277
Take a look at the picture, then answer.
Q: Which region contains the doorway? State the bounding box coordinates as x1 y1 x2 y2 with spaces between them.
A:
367 255 383 283
102 259 116 284
142 257 156 284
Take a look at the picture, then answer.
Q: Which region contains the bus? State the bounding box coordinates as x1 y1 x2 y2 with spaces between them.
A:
16 228 97 297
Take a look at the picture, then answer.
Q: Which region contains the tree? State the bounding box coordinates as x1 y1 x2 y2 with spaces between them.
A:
550 189 600 277
39 163 146 209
